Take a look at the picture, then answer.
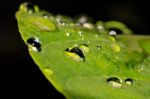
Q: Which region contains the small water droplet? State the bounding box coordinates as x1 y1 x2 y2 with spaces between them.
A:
83 23 94 29
97 46 101 50
44 69 53 76
75 15 93 25
78 31 83 36
66 32 71 37
125 78 133 85
27 37 41 52
137 65 144 72
65 47 85 62
107 77 122 88
95 34 99 38
96 21 105 32
42 13 49 18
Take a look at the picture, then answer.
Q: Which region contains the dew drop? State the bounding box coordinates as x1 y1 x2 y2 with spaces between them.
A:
75 15 93 25
97 45 101 50
27 37 41 52
108 28 122 35
78 31 83 36
107 77 122 88
96 21 105 32
65 47 85 62
42 13 49 18
83 23 94 29
44 69 53 76
66 32 71 37
125 78 133 85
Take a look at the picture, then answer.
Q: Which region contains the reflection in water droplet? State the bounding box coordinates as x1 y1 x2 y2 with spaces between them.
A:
107 77 122 88
97 46 101 50
27 37 41 52
44 69 53 76
125 78 133 85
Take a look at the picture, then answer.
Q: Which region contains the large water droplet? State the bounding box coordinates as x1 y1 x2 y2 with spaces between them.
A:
65 47 85 62
107 77 122 88
27 37 41 52
125 78 133 85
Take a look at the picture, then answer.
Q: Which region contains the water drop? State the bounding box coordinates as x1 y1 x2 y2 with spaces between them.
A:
27 37 41 52
66 32 71 37
125 78 133 85
96 21 105 32
83 23 94 29
44 69 53 76
108 28 122 35
75 15 93 25
107 77 122 88
42 13 49 18
65 47 85 62
97 45 101 50
78 31 83 36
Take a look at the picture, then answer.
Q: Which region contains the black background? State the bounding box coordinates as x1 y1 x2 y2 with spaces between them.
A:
0 0 149 98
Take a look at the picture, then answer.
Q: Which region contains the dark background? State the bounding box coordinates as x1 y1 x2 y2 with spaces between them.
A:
0 0 149 98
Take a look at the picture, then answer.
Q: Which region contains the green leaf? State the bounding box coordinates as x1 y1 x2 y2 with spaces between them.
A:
15 2 150 99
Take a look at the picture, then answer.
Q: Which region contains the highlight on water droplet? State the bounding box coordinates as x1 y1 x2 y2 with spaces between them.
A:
27 37 41 52
107 77 122 88
125 78 133 85
44 69 53 76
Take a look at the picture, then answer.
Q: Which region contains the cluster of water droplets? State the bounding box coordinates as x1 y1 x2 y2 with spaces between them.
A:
107 77 133 88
